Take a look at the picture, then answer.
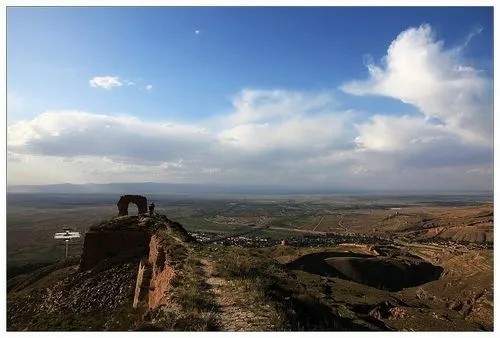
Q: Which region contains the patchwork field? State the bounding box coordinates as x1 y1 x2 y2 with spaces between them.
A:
7 193 492 269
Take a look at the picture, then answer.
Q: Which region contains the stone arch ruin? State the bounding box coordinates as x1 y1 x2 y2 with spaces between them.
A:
117 195 148 216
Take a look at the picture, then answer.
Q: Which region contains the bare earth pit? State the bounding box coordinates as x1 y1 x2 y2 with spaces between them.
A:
286 251 443 292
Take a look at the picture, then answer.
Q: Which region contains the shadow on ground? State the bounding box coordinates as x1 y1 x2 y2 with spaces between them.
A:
286 251 443 291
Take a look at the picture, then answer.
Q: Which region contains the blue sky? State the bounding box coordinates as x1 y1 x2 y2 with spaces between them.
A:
6 7 494 190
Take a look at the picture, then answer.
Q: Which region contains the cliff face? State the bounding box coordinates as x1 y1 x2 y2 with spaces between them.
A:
147 234 176 309
131 230 188 310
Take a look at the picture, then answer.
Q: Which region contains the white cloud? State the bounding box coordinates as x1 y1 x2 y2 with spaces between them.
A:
89 76 124 90
217 89 353 152
226 89 336 125
354 114 449 152
195 29 201 35
341 24 492 146
6 25 493 191
332 24 492 190
457 25 483 52
7 83 492 190
145 84 153 91
353 114 491 171
6 91 359 186
7 111 211 164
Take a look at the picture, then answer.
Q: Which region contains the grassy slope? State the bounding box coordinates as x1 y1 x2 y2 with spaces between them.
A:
7 237 492 331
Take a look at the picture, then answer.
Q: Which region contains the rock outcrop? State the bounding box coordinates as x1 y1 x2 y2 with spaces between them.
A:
78 195 197 313
79 213 196 271
117 195 148 216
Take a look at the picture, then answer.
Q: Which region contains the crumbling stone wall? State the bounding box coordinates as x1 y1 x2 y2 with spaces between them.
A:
79 229 151 270
117 195 148 216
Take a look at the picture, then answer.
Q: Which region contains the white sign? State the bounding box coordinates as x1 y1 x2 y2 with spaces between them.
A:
54 231 81 239
54 229 81 259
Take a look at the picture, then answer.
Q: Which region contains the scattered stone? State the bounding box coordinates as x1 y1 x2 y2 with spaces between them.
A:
388 307 408 319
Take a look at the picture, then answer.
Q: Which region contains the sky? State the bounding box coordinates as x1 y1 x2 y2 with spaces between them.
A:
6 6 494 191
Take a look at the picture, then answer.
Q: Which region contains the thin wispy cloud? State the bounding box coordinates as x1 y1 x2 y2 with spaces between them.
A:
89 76 124 90
459 25 484 51
89 76 150 91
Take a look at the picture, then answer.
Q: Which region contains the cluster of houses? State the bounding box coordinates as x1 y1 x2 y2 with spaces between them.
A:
190 231 393 248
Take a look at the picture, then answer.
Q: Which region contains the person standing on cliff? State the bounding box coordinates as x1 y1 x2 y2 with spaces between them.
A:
149 202 155 216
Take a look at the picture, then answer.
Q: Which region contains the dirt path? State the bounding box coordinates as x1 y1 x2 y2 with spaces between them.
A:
312 215 325 231
337 214 348 232
200 259 274 331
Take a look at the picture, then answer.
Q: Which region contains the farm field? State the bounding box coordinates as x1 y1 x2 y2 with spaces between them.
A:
7 192 492 269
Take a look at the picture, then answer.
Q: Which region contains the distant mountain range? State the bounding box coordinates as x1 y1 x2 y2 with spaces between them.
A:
7 182 320 195
6 182 493 196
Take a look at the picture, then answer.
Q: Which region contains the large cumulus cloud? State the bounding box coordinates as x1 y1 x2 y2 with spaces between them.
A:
341 24 492 146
